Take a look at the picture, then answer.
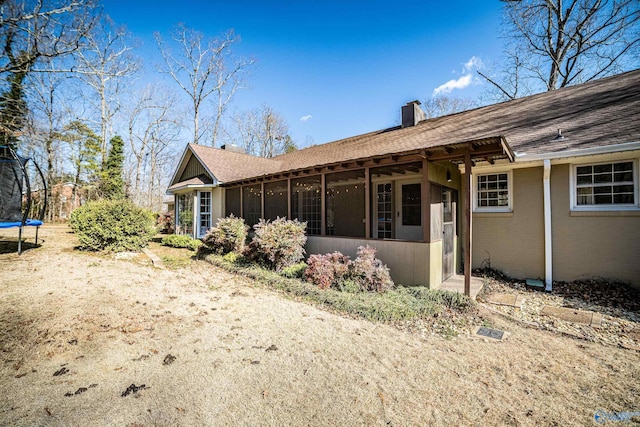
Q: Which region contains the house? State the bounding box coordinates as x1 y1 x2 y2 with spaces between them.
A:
167 69 640 290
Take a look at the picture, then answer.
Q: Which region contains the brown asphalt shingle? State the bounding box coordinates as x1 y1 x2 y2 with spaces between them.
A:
180 69 640 185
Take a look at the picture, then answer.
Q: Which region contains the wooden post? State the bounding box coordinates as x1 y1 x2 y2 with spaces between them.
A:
287 178 292 219
421 159 431 243
260 182 265 220
464 154 472 297
364 167 371 238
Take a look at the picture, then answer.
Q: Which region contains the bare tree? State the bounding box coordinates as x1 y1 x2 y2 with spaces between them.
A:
421 96 478 118
226 104 296 158
75 15 141 164
481 0 640 99
125 84 181 208
0 0 97 146
25 64 77 219
155 24 255 145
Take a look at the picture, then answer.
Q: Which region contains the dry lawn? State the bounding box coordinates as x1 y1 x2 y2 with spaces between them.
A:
0 225 638 426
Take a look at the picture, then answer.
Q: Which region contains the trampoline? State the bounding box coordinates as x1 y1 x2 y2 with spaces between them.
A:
0 145 47 254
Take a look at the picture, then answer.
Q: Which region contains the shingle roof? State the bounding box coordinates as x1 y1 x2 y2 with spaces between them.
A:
189 143 282 183
185 69 640 184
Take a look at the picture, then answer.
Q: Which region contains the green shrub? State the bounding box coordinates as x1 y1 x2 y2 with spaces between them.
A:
304 252 352 289
161 234 202 251
249 217 307 271
69 199 156 251
280 262 308 279
200 215 248 255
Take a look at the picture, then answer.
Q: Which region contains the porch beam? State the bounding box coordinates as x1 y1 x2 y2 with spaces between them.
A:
421 159 430 243
463 153 472 297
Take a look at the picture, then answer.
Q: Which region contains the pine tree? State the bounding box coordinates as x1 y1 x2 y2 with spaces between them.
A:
99 135 125 200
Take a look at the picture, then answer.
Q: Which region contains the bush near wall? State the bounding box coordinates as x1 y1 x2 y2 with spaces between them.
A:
305 246 394 293
69 199 156 252
248 217 307 271
200 215 249 255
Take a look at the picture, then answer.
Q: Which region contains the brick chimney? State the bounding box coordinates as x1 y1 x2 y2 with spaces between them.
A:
401 100 426 128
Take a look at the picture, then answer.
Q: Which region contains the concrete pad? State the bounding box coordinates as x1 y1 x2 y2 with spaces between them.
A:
438 275 484 299
486 293 525 308
540 305 602 326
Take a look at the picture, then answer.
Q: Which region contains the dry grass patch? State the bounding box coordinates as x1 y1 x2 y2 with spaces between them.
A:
0 225 638 426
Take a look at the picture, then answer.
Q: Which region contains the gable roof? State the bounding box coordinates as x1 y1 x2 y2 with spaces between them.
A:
188 143 282 183
171 69 640 188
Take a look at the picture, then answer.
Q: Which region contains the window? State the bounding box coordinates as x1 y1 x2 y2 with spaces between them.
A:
291 176 321 235
401 183 421 226
176 193 194 236
474 171 512 212
376 183 393 239
199 191 211 237
573 160 637 209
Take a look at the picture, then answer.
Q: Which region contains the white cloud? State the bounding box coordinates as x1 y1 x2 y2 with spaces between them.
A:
432 73 473 96
300 115 312 122
433 56 483 96
463 56 482 72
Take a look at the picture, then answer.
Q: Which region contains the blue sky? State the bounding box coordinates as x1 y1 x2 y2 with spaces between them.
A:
104 1 505 148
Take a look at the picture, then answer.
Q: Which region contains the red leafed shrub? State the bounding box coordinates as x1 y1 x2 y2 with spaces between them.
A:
351 245 394 293
304 252 352 290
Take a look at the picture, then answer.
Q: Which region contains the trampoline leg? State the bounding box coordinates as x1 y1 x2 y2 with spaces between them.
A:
35 226 39 245
18 226 22 255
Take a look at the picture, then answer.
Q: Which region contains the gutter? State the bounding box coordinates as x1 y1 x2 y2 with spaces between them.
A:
543 159 552 292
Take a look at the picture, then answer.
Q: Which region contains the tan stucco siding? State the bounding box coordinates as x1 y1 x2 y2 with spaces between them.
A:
211 187 224 227
306 237 431 287
550 164 640 286
472 167 545 279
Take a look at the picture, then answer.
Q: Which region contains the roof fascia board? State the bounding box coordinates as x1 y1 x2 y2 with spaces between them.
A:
168 144 192 187
514 141 640 162
461 143 640 173
166 183 217 194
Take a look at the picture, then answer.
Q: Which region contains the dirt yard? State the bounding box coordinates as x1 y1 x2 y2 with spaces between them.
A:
1 225 638 426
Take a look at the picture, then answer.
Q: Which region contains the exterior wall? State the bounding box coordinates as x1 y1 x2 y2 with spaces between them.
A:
550 164 640 286
472 166 545 279
211 187 224 227
306 236 431 287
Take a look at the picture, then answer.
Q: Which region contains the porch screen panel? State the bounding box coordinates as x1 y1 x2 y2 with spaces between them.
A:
291 176 321 235
242 184 262 227
264 180 288 220
326 170 365 237
225 187 241 217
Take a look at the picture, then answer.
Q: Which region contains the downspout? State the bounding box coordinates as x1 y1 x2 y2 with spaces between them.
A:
543 159 552 291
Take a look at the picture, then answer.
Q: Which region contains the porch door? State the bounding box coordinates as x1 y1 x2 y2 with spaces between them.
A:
442 188 456 280
396 181 422 241
198 191 211 238
376 182 393 239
